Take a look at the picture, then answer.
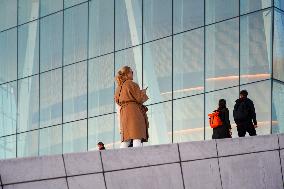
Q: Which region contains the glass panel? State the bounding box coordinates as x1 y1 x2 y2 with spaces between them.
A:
63 119 87 153
40 0 63 17
40 69 62 128
0 135 16 159
63 62 87 123
88 114 115 151
89 0 114 57
274 10 284 82
18 76 39 132
115 46 142 86
205 0 239 25
0 0 17 31
173 28 204 99
173 94 204 142
205 18 239 92
64 3 88 65
64 0 86 8
205 87 238 140
18 0 39 25
241 0 271 14
275 0 284 11
115 0 142 50
143 37 172 104
0 82 17 137
240 10 272 85
174 0 204 33
272 81 284 133
0 28 17 84
143 0 172 42
17 130 39 158
40 12 63 72
88 54 114 117
18 21 39 78
240 80 271 135
39 125 62 156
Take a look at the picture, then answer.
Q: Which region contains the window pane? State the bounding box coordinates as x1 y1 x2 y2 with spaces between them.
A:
272 81 284 134
89 54 114 117
17 130 39 158
115 46 142 86
40 69 62 128
173 95 204 143
18 21 39 78
64 0 86 8
205 18 239 92
241 0 271 14
88 114 115 150
240 10 272 85
275 0 284 11
0 0 17 31
18 76 39 132
0 82 17 137
63 62 87 123
0 28 17 84
205 87 238 140
0 135 16 159
63 119 87 153
115 0 142 50
173 28 204 99
40 12 63 72
240 81 271 135
40 0 63 17
144 0 172 42
39 125 62 156
89 0 114 57
174 0 204 33
274 10 284 82
144 37 172 104
18 0 39 25
205 0 239 25
64 3 88 65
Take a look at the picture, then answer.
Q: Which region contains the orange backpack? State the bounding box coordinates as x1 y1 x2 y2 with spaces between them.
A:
208 111 223 128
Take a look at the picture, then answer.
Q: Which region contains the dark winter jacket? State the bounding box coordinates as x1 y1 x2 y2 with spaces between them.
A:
212 107 231 139
233 97 257 125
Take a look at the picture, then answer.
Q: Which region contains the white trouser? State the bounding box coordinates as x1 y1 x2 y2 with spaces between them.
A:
120 139 142 148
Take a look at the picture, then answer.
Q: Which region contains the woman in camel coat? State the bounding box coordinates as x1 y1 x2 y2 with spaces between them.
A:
115 66 149 148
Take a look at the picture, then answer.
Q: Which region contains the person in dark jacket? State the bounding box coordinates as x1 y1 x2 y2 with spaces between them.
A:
212 99 232 139
233 90 257 137
97 142 106 150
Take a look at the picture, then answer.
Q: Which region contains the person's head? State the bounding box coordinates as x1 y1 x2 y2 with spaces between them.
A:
218 99 227 109
97 142 104 149
240 90 248 99
115 66 133 86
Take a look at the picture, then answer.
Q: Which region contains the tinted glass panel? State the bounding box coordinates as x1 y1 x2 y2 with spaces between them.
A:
40 0 63 17
39 125 62 156
0 0 17 31
272 81 284 133
64 0 86 8
274 10 284 82
241 0 271 14
275 0 284 11
0 135 16 159
17 130 39 158
18 0 39 25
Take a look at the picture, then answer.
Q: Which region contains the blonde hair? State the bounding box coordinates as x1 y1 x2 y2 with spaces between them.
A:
116 66 132 86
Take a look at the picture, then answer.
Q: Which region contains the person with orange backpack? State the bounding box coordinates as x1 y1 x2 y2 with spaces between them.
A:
209 99 232 139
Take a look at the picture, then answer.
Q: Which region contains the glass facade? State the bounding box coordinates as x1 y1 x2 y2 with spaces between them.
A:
0 0 284 159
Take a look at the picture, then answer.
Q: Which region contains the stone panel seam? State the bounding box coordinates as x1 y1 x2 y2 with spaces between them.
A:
0 174 3 189
1 177 66 187
277 135 284 188
62 154 70 189
215 140 223 189
215 148 279 158
99 151 108 189
177 144 186 189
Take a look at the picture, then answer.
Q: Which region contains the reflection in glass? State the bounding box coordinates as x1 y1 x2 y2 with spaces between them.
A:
17 130 39 158
143 0 172 42
272 81 284 133
40 12 63 72
206 0 239 24
89 0 114 57
18 0 39 24
40 0 63 17
18 21 39 78
275 0 284 11
64 0 86 8
63 120 87 153
0 28 17 84
240 10 272 84
64 3 88 65
115 0 142 50
0 135 16 159
205 18 239 92
274 10 284 82
18 76 39 132
88 114 115 150
144 37 172 104
89 55 114 117
40 69 62 128
173 95 204 142
0 0 17 31
63 62 87 123
174 0 204 33
0 82 17 137
39 125 62 156
173 28 204 99
240 0 271 14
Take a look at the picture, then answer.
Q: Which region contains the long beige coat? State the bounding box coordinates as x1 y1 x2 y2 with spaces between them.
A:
115 80 149 142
